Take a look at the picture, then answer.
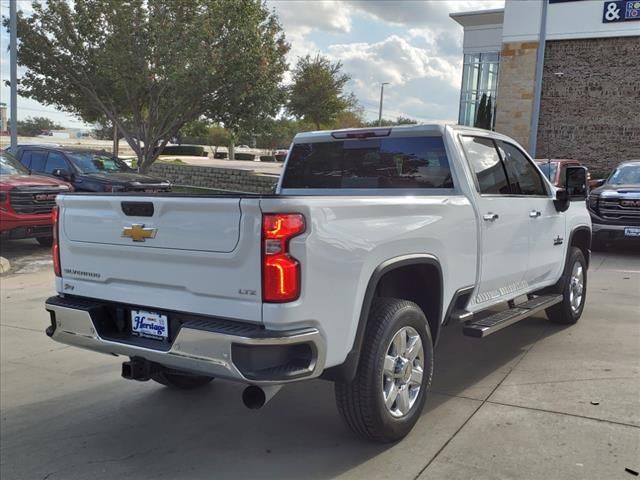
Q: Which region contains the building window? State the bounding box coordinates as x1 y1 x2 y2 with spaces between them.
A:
459 52 500 130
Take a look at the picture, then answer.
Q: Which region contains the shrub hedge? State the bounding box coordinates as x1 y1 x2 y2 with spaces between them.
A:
161 145 205 157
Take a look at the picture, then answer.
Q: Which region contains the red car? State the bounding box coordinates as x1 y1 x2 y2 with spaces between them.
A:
535 159 589 187
0 151 72 246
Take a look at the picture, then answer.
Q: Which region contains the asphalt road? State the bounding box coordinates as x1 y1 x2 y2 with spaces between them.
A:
1 248 639 480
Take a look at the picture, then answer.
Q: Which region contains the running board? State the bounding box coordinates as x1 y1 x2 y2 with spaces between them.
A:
463 294 563 338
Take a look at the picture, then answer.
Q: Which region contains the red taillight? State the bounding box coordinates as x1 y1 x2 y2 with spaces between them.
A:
262 213 305 302
52 206 61 277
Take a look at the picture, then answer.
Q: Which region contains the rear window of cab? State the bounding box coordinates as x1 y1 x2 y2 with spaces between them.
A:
281 136 453 190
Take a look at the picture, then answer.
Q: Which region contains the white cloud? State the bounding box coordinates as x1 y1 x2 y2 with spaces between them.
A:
329 35 459 86
269 0 353 35
350 0 504 27
327 34 462 120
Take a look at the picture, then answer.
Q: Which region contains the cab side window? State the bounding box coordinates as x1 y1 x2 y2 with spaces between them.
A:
460 136 510 195
23 150 48 172
497 141 547 196
44 151 69 174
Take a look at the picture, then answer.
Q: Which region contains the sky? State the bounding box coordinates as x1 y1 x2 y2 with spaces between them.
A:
0 0 504 129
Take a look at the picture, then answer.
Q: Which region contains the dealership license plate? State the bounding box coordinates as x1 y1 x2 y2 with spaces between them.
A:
131 310 168 340
624 227 640 237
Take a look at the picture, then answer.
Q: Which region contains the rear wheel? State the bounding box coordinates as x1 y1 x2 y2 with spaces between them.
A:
36 236 53 247
335 298 433 443
546 247 587 324
151 368 214 390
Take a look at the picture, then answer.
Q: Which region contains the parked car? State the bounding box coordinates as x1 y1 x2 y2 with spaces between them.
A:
587 160 640 249
0 151 72 246
274 147 289 162
5 145 171 193
45 124 591 442
536 159 589 187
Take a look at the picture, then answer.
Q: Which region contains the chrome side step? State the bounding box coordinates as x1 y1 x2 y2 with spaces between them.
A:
463 294 563 338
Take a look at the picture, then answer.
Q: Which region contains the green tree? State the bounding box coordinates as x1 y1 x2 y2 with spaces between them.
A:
181 119 212 139
364 116 418 127
287 54 354 129
8 0 288 172
203 1 289 160
15 116 62 136
256 118 304 149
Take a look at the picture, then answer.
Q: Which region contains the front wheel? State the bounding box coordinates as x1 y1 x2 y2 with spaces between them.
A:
546 247 587 324
335 298 434 443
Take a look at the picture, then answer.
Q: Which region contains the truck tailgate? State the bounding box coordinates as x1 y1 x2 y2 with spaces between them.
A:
57 195 263 322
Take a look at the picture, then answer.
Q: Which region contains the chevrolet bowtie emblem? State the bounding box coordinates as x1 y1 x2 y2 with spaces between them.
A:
122 224 157 242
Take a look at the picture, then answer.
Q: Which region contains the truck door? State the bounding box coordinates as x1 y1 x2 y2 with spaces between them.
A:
496 140 565 286
460 136 529 306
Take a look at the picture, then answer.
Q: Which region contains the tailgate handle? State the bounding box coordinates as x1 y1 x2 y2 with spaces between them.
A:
121 201 154 217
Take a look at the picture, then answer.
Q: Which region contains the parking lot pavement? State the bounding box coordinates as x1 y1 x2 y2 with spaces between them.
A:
1 250 638 480
0 239 53 276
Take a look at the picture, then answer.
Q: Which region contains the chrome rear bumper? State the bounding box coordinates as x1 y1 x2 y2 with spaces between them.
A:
45 296 325 385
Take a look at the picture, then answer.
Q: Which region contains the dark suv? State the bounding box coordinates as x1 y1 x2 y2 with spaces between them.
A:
587 160 640 249
5 145 171 193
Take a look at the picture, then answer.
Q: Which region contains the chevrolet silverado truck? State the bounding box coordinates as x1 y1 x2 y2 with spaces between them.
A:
45 124 591 442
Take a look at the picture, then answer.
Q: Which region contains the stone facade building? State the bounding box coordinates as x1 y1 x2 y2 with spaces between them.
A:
451 0 640 175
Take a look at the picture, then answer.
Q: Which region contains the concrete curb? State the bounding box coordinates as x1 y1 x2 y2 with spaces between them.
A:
0 256 10 275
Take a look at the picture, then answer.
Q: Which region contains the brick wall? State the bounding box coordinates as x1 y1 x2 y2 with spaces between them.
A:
537 36 640 175
150 163 278 194
494 41 539 150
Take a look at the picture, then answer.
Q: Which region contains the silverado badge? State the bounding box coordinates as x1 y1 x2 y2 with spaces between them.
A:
122 224 157 242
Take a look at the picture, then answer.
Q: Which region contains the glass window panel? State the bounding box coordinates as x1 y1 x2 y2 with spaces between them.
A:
282 136 454 190
460 136 510 195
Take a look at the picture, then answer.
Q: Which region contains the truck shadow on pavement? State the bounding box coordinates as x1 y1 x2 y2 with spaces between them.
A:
1 315 566 480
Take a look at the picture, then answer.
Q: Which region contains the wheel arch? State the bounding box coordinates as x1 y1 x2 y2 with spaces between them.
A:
322 254 443 383
568 226 591 268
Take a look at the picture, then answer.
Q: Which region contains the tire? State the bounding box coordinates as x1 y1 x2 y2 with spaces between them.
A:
335 298 434 443
151 369 214 390
36 236 53 247
546 247 587 324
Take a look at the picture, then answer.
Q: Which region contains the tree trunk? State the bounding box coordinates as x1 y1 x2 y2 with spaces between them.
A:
229 142 235 161
112 124 119 157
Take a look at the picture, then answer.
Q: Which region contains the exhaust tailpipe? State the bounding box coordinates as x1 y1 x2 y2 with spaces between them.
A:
242 385 283 409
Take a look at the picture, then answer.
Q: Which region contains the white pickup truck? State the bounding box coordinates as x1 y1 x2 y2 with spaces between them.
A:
45 124 591 442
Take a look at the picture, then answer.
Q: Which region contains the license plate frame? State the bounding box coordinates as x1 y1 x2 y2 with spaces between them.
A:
624 227 640 237
131 309 169 340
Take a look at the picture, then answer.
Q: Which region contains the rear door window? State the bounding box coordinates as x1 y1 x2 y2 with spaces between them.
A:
281 136 453 190
460 136 510 195
23 150 48 172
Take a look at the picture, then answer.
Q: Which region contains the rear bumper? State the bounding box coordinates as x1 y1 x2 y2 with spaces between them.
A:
45 296 326 385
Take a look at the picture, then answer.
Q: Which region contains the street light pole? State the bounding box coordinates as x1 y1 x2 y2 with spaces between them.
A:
378 82 389 127
9 0 18 149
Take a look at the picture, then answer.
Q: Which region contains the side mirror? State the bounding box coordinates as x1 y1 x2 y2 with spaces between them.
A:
554 188 570 212
52 168 72 181
590 178 605 188
564 166 588 199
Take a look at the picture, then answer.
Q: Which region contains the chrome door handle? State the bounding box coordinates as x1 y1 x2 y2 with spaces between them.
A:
482 213 499 222
529 210 542 218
